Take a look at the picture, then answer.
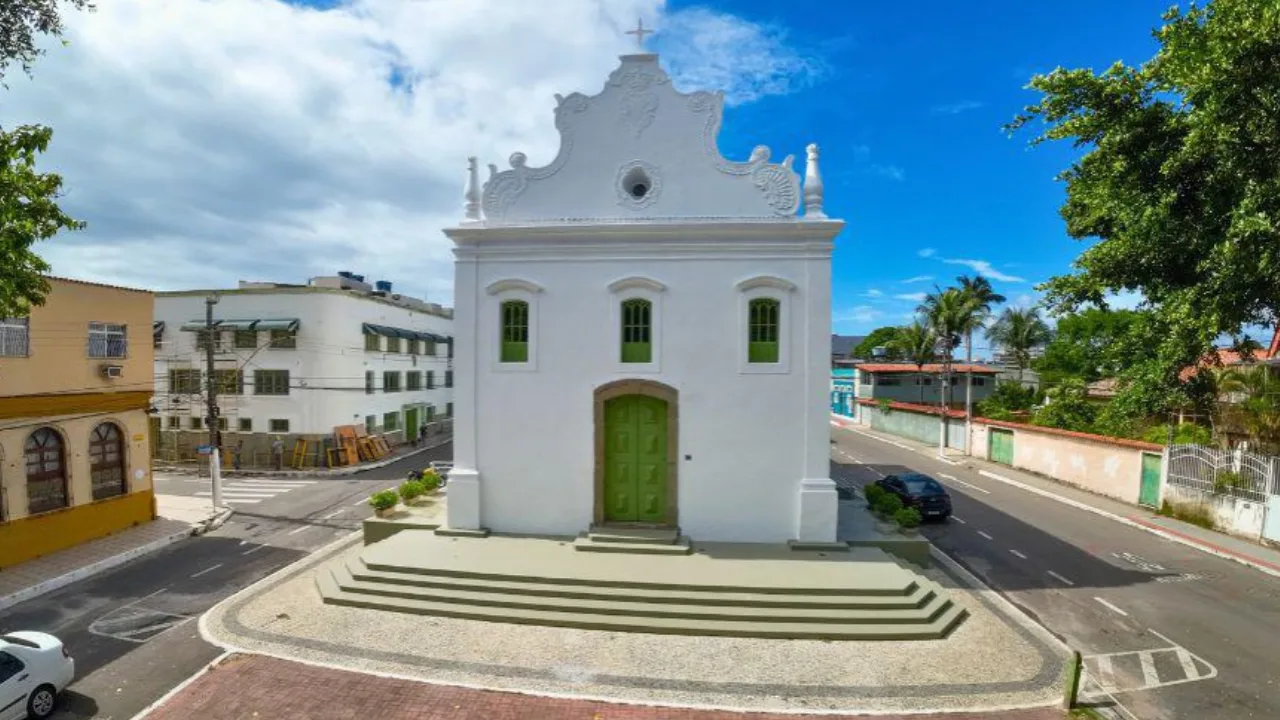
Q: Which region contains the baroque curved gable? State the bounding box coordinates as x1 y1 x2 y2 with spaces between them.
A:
480 53 802 224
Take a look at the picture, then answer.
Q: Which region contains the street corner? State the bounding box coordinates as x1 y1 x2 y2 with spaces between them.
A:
139 653 1074 720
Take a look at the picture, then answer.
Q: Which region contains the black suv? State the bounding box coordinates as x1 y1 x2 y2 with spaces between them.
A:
874 472 952 521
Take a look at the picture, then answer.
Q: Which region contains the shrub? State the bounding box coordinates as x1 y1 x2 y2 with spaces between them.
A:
877 398 892 412
368 490 398 511
894 507 922 529
398 479 426 503
1159 499 1216 530
863 484 885 506
1213 470 1248 495
1143 422 1212 446
420 468 441 491
876 493 903 517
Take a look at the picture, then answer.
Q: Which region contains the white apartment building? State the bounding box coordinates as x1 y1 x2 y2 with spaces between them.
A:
152 272 453 466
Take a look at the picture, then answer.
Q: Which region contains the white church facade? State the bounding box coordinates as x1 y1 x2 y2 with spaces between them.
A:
444 50 844 543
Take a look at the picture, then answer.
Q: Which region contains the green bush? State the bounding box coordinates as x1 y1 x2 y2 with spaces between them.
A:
1158 498 1216 530
894 507 922 529
1143 422 1212 446
875 493 903 517
977 381 1040 417
398 479 426 502
863 484 885 506
420 468 441 491
368 489 398 511
1213 470 1248 495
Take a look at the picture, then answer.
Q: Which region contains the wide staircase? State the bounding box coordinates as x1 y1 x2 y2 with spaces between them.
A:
316 529 967 640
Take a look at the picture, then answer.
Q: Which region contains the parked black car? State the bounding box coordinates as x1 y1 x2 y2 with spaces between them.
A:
874 472 952 521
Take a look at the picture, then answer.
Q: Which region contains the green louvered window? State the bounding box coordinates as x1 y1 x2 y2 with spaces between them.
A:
748 298 780 363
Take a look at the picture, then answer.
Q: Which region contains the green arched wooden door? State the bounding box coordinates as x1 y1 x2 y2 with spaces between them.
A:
603 394 669 524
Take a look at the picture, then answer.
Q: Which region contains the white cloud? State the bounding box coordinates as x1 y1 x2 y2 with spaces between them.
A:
870 164 905 181
2 0 816 302
900 275 933 283
863 288 883 298
832 305 881 324
917 248 936 258
931 100 984 115
939 258 1026 283
894 292 927 302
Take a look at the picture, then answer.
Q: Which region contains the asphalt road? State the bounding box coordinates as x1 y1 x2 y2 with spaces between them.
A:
0 443 451 720
831 425 1280 720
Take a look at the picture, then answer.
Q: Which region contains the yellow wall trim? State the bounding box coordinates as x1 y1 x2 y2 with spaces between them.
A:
0 391 151 421
0 489 155 569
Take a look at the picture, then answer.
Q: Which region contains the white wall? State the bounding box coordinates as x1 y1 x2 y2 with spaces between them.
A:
454 231 834 542
153 289 453 438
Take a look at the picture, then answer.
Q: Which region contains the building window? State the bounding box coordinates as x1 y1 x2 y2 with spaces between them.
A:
269 419 289 433
406 371 422 391
25 428 68 515
620 298 652 363
365 415 376 433
167 416 181 429
365 371 375 395
916 377 932 386
0 317 30 357
747 298 780 363
426 370 435 389
364 332 381 352
444 370 454 388
194 329 222 353
238 418 252 432
191 417 203 430
269 329 296 349
88 322 128 358
446 337 454 358
254 369 290 396
89 420 128 491
424 340 436 357
500 300 529 363
382 411 399 431
169 368 202 394
216 417 228 431
408 339 420 355
446 402 454 417
386 336 401 354
879 377 902 386
214 369 243 395
860 373 874 386
425 405 435 422
234 330 257 349
972 377 986 387
383 371 401 393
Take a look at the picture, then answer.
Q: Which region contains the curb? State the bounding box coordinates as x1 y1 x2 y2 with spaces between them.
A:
191 507 235 536
155 437 452 479
128 650 233 720
0 527 193 614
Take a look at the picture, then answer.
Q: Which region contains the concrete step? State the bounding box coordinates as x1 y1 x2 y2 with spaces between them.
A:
572 534 693 555
343 557 934 610
332 561 951 624
317 568 969 640
586 526 680 544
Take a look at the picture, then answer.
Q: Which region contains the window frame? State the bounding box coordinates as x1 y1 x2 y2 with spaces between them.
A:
233 330 258 349
269 329 296 349
499 300 529 364
0 317 30 357
383 370 401 393
364 332 381 352
386 336 401 354
607 277 664 373
25 427 68 515
238 418 253 432
169 368 202 395
382 411 400 432
487 279 542 373
214 369 243 396
268 418 290 433
737 279 793 375
365 370 375 395
406 371 422 391
88 321 128 359
253 369 290 396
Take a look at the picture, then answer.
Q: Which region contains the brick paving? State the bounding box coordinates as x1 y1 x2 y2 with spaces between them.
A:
145 654 1068 720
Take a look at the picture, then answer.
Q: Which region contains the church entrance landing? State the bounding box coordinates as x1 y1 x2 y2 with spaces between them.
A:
594 380 677 528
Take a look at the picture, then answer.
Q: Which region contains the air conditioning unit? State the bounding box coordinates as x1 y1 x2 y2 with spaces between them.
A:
101 364 124 378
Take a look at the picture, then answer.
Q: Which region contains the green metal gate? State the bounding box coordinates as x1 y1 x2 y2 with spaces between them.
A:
1139 452 1162 508
989 428 1014 466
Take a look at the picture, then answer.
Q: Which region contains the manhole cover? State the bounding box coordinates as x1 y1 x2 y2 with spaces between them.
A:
89 605 190 643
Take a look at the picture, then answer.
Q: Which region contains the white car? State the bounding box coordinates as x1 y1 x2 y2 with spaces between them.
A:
0 633 74 720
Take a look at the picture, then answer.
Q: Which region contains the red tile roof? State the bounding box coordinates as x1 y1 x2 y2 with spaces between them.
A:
854 363 1000 374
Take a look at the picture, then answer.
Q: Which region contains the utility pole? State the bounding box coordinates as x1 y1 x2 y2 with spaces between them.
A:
205 294 222 509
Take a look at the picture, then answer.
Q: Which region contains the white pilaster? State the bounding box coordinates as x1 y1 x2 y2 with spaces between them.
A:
447 250 483 530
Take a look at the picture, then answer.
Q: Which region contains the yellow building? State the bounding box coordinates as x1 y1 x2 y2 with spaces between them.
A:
0 277 156 569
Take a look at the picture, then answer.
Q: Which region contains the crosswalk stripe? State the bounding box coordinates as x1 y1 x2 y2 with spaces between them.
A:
223 499 261 504
196 491 277 498
223 484 303 491
1140 651 1160 686
1175 648 1199 679
236 480 315 486
1094 654 1115 691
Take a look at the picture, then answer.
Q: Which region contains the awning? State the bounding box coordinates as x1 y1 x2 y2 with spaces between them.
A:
181 318 299 332
363 323 435 340
180 320 217 331
255 319 300 332
218 319 260 331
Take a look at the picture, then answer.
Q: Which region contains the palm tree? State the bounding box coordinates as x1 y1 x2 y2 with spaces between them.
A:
889 321 937 403
956 275 1006 430
986 307 1053 382
919 288 981 454
1215 366 1280 452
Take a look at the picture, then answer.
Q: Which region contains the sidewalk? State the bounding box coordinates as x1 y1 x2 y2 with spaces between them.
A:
0 493 229 613
153 435 451 479
141 654 1070 720
835 416 1280 579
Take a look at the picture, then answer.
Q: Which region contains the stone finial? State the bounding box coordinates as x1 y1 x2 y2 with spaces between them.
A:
803 143 826 219
463 156 481 222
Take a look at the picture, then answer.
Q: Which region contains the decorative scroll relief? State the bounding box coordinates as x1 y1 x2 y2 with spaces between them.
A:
687 91 802 216
609 63 669 140
481 92 591 221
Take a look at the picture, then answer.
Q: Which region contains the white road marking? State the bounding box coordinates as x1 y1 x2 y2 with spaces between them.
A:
190 563 223 578
1094 596 1129 617
286 525 311 535
951 515 967 524
320 510 344 520
1009 549 1028 559
977 531 994 540
196 490 276 498
1095 653 1116 691
1139 650 1160 686
1046 570 1075 586
1175 648 1199 679
236 479 315 486
938 473 991 494
353 496 371 506
241 544 266 555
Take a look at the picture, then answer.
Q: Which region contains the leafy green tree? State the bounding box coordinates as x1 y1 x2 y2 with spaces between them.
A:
987 307 1053 382
1033 378 1097 433
919 288 979 407
956 274 1006 421
1008 0 1280 426
976 381 1040 420
0 0 91 317
1034 308 1140 385
888 321 936 403
851 326 902 360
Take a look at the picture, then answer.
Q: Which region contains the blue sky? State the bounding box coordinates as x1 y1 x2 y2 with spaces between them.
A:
688 0 1170 344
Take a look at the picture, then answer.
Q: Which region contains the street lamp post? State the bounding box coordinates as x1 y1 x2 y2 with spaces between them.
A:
205 294 223 509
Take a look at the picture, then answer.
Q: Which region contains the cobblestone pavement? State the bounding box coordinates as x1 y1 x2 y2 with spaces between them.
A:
145 654 1069 720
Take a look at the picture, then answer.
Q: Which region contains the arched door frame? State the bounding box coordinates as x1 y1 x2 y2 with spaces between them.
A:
593 379 679 528
89 420 128 500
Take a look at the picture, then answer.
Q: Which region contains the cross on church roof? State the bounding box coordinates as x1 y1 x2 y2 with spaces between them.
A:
625 18 654 50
